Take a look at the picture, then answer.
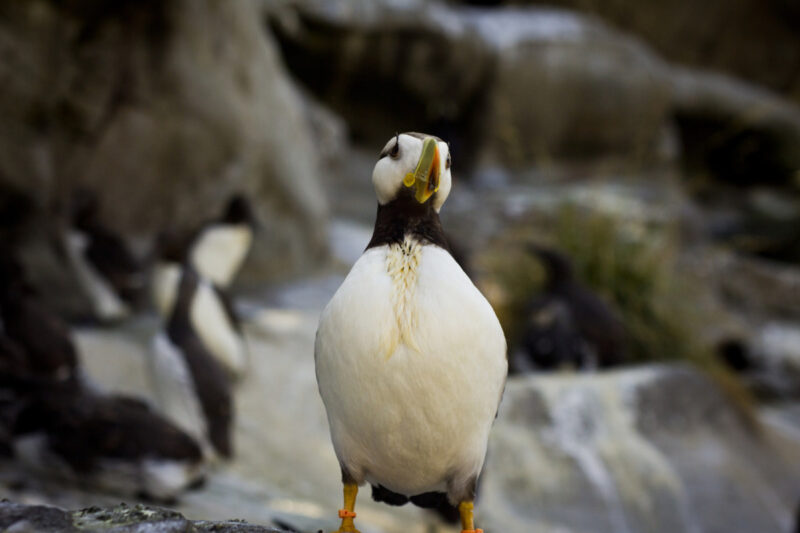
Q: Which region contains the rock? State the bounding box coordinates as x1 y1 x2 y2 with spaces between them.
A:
0 0 329 292
470 7 672 171
749 322 800 399
671 67 800 188
481 365 800 533
268 0 673 172
494 0 800 102
267 0 495 169
0 501 287 532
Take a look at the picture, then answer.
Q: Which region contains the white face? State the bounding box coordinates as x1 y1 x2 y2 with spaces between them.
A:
372 133 452 212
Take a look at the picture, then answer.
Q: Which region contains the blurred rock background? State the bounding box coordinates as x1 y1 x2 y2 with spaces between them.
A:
1 0 799 532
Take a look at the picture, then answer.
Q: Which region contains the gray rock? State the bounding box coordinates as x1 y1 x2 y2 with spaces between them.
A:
671 67 800 188
470 8 672 171
0 501 287 533
0 0 329 293
267 0 673 171
481 365 800 533
496 0 800 103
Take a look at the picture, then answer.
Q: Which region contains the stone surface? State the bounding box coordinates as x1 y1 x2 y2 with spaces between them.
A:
268 0 673 171
0 501 287 532
671 67 800 188
470 7 671 171
481 365 800 533
509 0 800 102
0 0 329 290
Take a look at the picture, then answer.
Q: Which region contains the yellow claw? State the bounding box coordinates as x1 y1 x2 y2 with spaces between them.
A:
332 483 360 533
459 500 483 533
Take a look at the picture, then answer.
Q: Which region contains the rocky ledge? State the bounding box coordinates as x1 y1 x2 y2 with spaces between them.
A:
0 501 288 533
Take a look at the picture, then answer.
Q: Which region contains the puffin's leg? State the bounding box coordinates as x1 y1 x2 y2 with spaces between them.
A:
333 482 360 533
458 500 483 533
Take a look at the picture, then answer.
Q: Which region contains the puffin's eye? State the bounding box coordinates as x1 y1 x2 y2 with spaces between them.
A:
446 152 451 169
389 141 400 159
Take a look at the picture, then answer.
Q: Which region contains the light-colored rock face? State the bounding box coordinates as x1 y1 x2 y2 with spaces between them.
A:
268 1 673 171
466 8 672 171
483 367 800 533
0 0 328 287
499 0 800 104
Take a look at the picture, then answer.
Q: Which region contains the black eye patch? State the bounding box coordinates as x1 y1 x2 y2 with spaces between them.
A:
378 133 401 159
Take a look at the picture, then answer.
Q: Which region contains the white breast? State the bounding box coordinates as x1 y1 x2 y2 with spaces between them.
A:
315 241 507 495
149 332 211 457
190 225 252 288
151 262 182 318
189 279 247 378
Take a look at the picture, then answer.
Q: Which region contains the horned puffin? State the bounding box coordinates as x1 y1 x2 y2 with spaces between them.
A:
60 189 145 322
5 378 205 501
189 194 256 288
151 231 247 379
0 249 77 381
315 133 507 533
149 267 234 459
513 245 627 372
151 194 256 305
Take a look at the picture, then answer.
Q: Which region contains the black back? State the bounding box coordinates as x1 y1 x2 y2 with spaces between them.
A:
220 194 256 227
519 246 627 370
167 268 234 457
11 381 202 472
365 187 450 251
0 251 78 381
69 189 144 304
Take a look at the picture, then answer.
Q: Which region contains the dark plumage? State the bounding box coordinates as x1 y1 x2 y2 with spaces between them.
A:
67 189 145 307
165 268 234 457
371 484 461 524
219 194 257 228
514 246 627 372
366 186 450 252
7 378 204 500
0 251 77 381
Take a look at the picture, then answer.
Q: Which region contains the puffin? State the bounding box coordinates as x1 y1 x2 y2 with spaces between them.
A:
315 133 507 533
149 267 234 459
0 249 78 381
151 231 248 379
60 189 146 322
513 245 627 372
6 377 205 501
188 194 257 288
152 194 256 300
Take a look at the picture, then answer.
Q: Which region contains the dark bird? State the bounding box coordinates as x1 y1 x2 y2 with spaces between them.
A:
0 249 78 382
149 267 234 459
60 189 146 323
513 246 627 373
6 378 205 501
315 133 507 533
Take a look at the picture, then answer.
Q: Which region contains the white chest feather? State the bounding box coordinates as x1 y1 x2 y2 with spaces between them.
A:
189 279 247 378
190 226 252 288
315 239 507 495
151 262 182 318
149 332 212 458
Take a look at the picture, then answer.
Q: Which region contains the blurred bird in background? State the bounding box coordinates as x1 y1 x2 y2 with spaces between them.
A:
512 245 628 373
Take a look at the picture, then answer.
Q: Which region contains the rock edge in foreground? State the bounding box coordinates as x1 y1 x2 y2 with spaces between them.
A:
0 500 289 533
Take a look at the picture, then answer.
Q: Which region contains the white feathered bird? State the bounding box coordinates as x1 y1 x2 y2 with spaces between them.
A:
315 132 507 533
